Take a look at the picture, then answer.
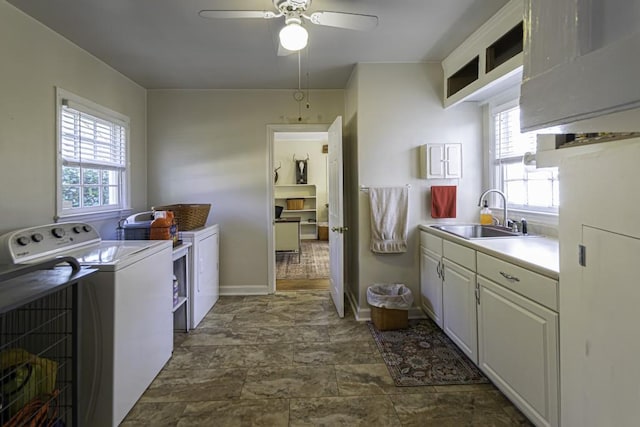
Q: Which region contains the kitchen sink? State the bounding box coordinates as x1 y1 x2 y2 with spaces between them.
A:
431 224 531 239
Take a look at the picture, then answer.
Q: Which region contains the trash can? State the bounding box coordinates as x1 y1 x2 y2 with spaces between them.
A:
367 283 414 331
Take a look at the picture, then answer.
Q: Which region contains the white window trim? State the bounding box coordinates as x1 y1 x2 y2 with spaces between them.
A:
484 93 559 224
55 87 131 220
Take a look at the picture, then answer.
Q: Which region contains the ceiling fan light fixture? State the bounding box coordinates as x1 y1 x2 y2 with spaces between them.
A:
279 20 308 51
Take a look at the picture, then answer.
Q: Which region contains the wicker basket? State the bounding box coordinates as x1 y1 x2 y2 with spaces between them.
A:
286 198 304 210
370 306 408 331
153 204 211 231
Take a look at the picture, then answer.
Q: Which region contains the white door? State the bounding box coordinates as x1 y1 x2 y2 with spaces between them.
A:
328 116 344 317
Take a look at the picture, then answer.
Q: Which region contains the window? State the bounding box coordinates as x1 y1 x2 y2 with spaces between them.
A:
492 103 559 213
56 88 130 217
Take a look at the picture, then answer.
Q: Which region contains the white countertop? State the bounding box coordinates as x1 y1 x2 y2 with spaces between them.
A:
419 224 559 279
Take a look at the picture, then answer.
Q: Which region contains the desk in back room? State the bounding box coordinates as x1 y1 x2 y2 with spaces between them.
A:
275 217 301 262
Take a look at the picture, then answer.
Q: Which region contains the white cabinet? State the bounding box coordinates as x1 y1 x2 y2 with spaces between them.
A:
419 143 462 179
419 232 478 363
275 219 300 260
477 253 559 427
442 259 477 364
172 242 192 332
520 0 640 130
441 240 478 363
442 0 524 108
275 184 317 239
560 140 640 426
419 232 443 327
181 225 219 329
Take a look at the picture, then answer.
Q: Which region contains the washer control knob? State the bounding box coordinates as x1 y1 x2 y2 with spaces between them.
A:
72 226 82 234
52 228 66 238
31 233 44 243
82 225 91 233
16 236 30 246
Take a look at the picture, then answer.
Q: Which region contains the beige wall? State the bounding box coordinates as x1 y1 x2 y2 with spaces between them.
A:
348 63 484 316
146 90 344 294
0 1 147 237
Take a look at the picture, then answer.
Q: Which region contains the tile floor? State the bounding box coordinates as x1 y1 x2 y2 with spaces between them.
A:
123 291 532 426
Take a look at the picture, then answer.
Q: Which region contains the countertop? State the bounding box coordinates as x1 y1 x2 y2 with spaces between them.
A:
419 224 559 280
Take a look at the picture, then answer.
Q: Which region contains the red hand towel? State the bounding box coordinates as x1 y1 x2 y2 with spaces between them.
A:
431 186 457 218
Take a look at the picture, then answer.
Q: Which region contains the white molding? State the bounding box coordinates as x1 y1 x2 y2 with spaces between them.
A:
219 285 270 296
266 123 331 295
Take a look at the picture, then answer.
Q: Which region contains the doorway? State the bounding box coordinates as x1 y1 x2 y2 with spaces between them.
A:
271 128 330 292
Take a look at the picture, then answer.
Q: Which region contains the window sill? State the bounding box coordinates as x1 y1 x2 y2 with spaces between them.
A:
55 208 133 224
506 207 558 238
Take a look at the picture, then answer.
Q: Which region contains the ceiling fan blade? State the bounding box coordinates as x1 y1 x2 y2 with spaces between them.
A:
198 10 278 19
307 11 378 31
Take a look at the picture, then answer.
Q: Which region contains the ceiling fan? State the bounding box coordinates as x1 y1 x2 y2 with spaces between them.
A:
199 0 379 53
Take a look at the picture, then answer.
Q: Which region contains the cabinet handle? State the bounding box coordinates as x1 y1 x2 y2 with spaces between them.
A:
437 262 442 279
499 271 520 282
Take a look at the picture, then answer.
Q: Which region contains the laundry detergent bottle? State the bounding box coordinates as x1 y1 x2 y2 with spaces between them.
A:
480 200 493 225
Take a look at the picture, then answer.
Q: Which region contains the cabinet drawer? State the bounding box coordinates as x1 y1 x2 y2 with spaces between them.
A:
443 240 475 270
477 252 558 311
420 231 442 255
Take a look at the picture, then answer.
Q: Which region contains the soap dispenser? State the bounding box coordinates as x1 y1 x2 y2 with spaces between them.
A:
480 200 493 225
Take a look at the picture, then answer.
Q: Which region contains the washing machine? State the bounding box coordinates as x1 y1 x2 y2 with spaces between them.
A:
0 222 173 427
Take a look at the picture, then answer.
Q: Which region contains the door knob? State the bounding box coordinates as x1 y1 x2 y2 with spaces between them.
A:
331 226 349 233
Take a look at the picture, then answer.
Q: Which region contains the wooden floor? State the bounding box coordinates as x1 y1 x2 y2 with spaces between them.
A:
276 278 330 291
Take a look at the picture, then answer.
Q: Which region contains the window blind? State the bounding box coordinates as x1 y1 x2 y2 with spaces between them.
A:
60 102 126 170
494 106 536 160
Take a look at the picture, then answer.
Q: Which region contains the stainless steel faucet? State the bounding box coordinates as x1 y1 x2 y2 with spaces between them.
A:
478 189 508 226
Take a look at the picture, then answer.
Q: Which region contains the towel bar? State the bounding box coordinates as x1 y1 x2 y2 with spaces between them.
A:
360 184 411 192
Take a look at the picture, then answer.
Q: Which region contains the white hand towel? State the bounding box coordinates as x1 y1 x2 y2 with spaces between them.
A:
369 187 409 253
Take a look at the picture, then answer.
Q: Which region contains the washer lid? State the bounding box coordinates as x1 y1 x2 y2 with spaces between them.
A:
66 240 168 267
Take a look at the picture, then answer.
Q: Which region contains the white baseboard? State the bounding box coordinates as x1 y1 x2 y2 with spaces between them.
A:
219 285 270 296
345 290 426 322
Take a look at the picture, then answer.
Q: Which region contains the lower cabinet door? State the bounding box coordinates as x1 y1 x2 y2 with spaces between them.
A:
477 276 559 427
420 246 443 327
442 259 477 364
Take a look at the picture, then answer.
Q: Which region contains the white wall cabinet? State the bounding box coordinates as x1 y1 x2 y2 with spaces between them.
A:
275 184 317 239
181 224 219 329
520 0 640 130
419 143 462 179
442 0 524 108
476 252 559 427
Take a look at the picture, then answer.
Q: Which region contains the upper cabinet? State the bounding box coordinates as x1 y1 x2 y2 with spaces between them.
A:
442 0 524 108
419 143 462 179
520 0 640 131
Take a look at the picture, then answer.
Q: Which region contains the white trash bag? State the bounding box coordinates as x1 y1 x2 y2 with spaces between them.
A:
366 283 413 310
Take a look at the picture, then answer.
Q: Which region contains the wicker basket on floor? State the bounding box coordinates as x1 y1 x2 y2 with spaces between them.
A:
153 204 211 230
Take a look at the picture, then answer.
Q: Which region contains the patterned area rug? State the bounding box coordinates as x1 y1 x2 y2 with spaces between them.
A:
276 240 329 280
368 319 489 386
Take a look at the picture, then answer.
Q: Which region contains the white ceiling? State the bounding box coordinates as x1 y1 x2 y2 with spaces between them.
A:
7 0 509 89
